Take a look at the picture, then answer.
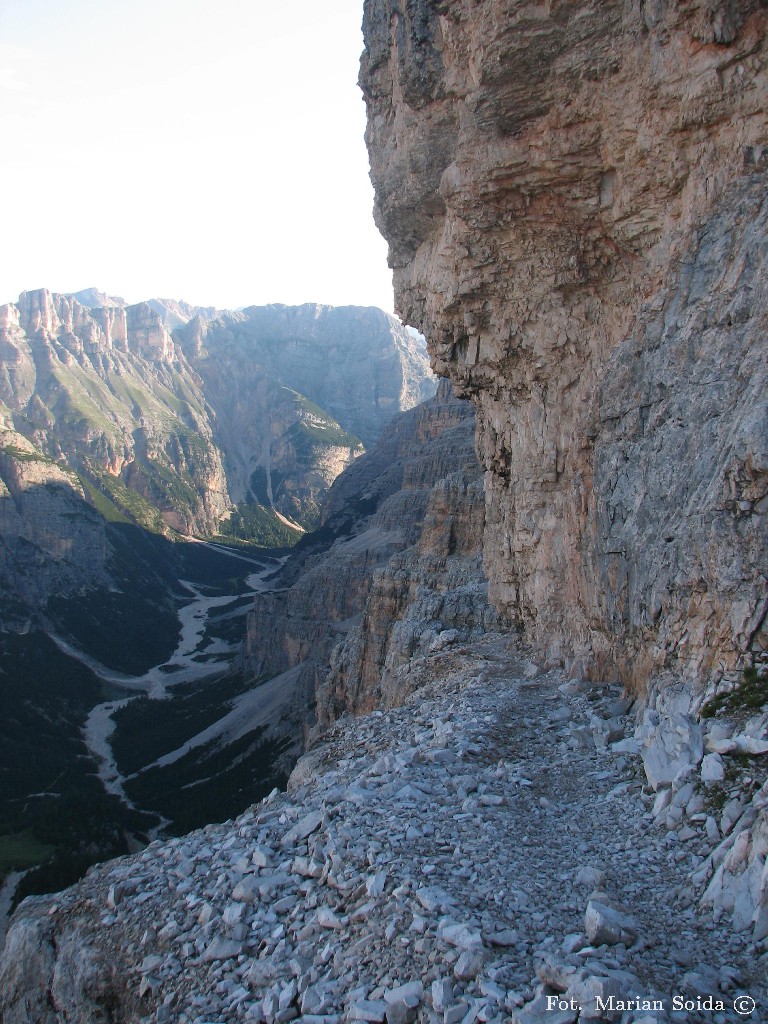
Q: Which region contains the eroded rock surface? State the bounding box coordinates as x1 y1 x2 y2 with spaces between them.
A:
360 0 768 698
175 304 436 529
0 289 228 536
0 292 434 541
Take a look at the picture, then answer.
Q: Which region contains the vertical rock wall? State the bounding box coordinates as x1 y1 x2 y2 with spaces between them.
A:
360 0 768 698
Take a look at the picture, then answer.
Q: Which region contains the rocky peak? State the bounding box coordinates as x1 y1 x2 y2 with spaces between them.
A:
67 287 127 309
13 289 176 364
0 303 19 331
124 302 176 363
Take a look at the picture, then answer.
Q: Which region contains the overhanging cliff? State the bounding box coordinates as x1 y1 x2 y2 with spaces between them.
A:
360 0 768 699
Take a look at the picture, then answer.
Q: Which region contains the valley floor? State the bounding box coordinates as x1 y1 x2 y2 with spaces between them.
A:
1 633 764 1023
81 554 289 804
0 543 292 937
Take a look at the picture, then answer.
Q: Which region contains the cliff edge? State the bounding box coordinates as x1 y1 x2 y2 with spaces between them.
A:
360 0 768 702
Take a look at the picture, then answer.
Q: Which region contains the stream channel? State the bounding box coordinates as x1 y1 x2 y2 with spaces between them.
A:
82 545 286 808
0 545 285 943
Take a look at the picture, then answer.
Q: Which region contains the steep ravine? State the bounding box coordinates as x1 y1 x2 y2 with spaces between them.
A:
242 379 503 738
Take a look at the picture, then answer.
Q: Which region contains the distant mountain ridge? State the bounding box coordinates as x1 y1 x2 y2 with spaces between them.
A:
67 289 219 331
0 288 435 546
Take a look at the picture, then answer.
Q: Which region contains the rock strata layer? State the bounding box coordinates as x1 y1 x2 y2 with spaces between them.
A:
0 291 434 542
360 0 768 699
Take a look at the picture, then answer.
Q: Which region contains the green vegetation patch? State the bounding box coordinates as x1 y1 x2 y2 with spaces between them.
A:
11 782 156 907
138 454 199 514
250 466 271 506
77 473 131 523
0 631 153 897
286 422 362 469
87 469 168 534
702 666 768 718
218 501 300 548
125 726 293 835
0 832 54 877
53 369 118 437
47 524 181 674
111 670 256 776
286 389 363 446
0 444 54 464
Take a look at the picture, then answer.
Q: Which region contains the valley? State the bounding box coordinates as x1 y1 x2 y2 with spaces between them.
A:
2 3 768 1020
0 535 292 926
0 292 437 921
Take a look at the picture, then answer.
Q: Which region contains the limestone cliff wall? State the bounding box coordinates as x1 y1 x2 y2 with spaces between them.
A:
0 293 434 540
0 290 229 536
175 304 436 525
360 0 768 698
319 468 503 722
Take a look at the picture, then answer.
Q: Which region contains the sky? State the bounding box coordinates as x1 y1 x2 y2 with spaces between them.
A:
0 0 395 312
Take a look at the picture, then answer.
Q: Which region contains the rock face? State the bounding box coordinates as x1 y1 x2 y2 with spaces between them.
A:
0 291 434 541
176 304 436 528
0 289 229 536
243 379 503 733
360 0 768 699
177 303 435 448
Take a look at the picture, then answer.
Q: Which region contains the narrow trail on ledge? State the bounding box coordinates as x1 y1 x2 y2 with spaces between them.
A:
2 636 763 1024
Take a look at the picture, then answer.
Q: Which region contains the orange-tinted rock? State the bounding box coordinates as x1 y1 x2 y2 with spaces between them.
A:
361 0 768 697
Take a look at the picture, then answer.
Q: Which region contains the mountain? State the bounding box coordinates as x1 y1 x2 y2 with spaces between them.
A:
0 288 435 910
4 3 767 1010
64 379 491 843
0 290 229 537
174 304 435 529
242 378 502 738
67 290 219 330
0 290 435 545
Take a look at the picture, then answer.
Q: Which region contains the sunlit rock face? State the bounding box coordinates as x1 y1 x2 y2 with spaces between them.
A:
0 289 228 536
360 0 768 698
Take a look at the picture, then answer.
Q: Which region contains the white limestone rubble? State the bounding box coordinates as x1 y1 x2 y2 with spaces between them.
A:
1 635 766 1023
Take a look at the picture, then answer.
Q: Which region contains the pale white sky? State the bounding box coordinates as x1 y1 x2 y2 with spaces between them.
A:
0 0 394 312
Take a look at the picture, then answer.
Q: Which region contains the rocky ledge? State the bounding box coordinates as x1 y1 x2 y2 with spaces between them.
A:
2 634 766 1024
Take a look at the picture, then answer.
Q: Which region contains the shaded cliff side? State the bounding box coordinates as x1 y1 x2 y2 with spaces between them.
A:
360 0 768 702
174 304 435 531
243 379 504 734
